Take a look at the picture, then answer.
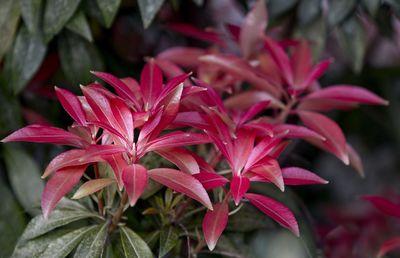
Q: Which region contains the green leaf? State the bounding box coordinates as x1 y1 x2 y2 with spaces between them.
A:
0 0 20 62
0 83 22 135
138 0 165 28
362 0 380 17
295 14 326 60
3 146 44 215
20 209 101 241
159 226 179 257
96 0 121 28
0 177 26 258
40 226 96 258
66 11 93 42
98 162 118 209
73 223 108 258
120 226 153 258
327 0 356 26
43 0 81 42
268 0 298 18
336 16 367 73
191 0 204 6
58 30 104 86
20 0 42 33
297 0 321 25
226 205 275 232
4 25 47 94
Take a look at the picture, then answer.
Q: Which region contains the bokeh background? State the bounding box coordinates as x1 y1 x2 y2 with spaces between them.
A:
1 0 400 257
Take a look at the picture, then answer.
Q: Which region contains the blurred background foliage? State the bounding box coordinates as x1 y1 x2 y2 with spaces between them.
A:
1 0 400 257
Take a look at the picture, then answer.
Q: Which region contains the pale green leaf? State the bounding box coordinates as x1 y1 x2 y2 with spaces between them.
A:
58 30 104 86
297 0 321 25
159 226 179 257
96 0 121 27
138 0 165 28
0 177 26 258
0 0 20 61
72 178 115 199
20 209 101 241
3 145 44 215
268 0 297 18
327 0 356 25
120 226 153 258
4 25 47 94
362 0 380 17
73 223 108 258
40 226 96 258
20 0 42 32
43 0 81 42
66 11 93 42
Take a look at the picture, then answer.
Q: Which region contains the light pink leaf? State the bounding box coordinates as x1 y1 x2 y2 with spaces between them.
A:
122 164 148 206
304 85 388 105
140 59 163 109
157 47 206 67
249 158 284 191
1 125 88 148
55 87 87 125
156 148 200 174
361 195 400 218
230 176 250 205
263 36 293 86
297 111 349 165
144 132 211 152
347 144 365 177
193 172 228 190
245 193 300 236
167 23 226 47
148 168 213 209
282 167 328 185
239 0 267 59
202 202 229 251
43 145 126 178
72 178 115 199
42 165 87 218
91 71 141 109
377 236 400 258
273 124 325 141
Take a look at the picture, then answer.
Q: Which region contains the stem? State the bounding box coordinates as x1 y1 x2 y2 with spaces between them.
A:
179 206 207 221
192 239 206 258
109 191 128 233
93 163 104 216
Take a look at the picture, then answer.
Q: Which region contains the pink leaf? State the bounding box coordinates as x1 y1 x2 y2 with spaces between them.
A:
90 71 141 109
273 124 325 141
249 158 284 191
246 137 281 170
1 125 88 148
43 145 126 178
156 148 200 174
377 236 400 258
263 36 293 86
202 202 229 251
109 97 134 143
157 47 206 67
55 87 87 125
301 59 332 89
297 98 358 112
103 154 128 190
140 59 163 109
282 167 328 185
361 195 400 218
245 193 299 236
193 172 228 190
122 164 148 206
239 0 267 59
232 129 255 175
304 85 388 105
167 23 226 47
347 143 365 177
225 90 284 110
148 168 213 210
238 101 270 125
291 41 312 89
297 111 349 165
42 165 87 218
154 59 186 80
172 112 208 129
230 176 250 205
144 131 211 152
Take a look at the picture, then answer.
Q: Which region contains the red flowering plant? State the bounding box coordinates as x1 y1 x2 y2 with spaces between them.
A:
1 1 388 257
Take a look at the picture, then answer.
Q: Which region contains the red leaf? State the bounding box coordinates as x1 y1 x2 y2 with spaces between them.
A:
225 90 284 110
109 97 134 143
156 148 200 174
122 164 148 206
55 87 87 125
361 195 400 218
202 202 229 251
377 236 400 258
144 132 211 153
245 193 299 236
301 59 332 89
263 36 293 86
304 85 388 105
193 172 228 190
273 124 325 141
282 167 328 185
1 125 88 148
245 136 281 170
232 129 255 175
239 0 267 59
41 165 87 218
249 158 284 191
347 143 365 177
297 98 358 112
148 168 213 209
167 23 226 47
297 111 349 165
238 101 270 125
230 176 250 205
103 154 128 190
291 41 312 89
157 47 206 67
140 59 163 109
